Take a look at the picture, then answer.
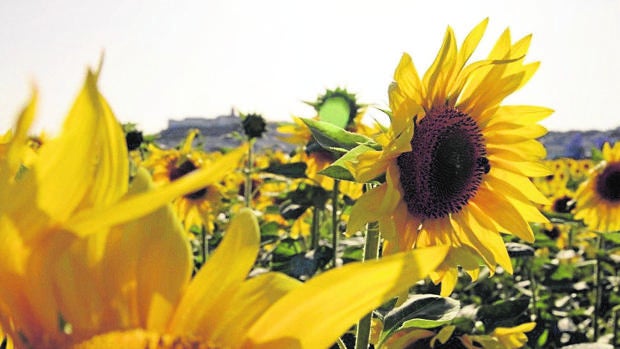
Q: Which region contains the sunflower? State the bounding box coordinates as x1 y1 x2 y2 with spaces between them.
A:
345 18 551 295
144 130 234 234
0 69 245 348
573 142 620 232
463 322 536 349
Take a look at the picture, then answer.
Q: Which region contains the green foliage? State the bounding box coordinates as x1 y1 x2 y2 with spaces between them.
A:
301 118 380 153
262 162 308 178
378 295 460 346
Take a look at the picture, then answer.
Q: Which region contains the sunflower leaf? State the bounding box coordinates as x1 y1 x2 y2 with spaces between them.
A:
262 162 308 179
378 294 460 346
477 297 531 332
300 118 380 154
318 144 376 181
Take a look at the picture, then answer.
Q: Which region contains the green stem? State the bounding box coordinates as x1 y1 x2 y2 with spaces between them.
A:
594 234 603 341
201 224 209 264
244 140 254 208
355 220 381 349
311 207 321 250
614 308 619 347
528 258 539 321
332 179 340 268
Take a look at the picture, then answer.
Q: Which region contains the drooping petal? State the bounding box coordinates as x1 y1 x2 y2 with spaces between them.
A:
33 70 103 224
211 273 301 347
244 245 450 349
167 208 259 335
65 146 245 236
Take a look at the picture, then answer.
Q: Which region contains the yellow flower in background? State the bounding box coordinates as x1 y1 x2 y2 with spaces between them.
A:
532 159 570 198
345 18 551 295
463 322 536 349
573 142 620 232
144 130 235 234
378 322 535 349
542 187 575 215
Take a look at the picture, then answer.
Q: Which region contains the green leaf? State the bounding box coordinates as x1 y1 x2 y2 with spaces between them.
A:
260 221 281 244
318 144 377 182
272 238 304 260
301 118 380 154
550 264 575 281
591 146 604 162
318 96 350 129
379 294 460 346
536 328 549 347
602 232 620 244
477 298 531 332
262 162 308 179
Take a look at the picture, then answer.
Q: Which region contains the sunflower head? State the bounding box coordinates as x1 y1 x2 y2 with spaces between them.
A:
573 142 620 232
241 113 267 139
396 106 489 220
345 18 552 295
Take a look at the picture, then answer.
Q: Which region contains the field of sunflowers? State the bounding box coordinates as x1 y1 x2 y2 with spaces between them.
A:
1 19 619 349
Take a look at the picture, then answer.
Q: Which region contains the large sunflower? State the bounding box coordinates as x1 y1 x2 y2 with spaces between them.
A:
345 18 552 295
573 142 620 232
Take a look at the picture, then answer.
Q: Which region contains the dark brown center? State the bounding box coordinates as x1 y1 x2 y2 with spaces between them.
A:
396 106 488 219
596 162 620 202
552 195 575 213
169 160 208 200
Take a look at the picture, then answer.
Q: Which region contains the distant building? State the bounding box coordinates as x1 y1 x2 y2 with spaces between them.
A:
156 113 295 153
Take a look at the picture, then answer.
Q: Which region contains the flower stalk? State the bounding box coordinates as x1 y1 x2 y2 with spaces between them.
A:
355 220 381 349
332 179 340 268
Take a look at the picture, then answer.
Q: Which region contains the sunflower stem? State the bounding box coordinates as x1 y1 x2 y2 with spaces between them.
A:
201 224 209 264
331 179 340 268
593 234 604 341
311 207 321 250
355 220 381 349
244 140 254 208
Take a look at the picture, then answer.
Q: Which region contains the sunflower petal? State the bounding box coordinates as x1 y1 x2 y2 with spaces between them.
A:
212 273 301 347
167 208 259 334
65 146 245 236
244 245 450 349
34 70 102 223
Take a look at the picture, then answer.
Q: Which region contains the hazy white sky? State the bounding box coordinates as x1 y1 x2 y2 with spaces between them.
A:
1 0 619 134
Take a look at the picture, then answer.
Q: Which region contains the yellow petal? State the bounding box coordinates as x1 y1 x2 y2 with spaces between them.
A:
244 245 450 349
6 88 38 175
211 273 301 347
65 146 245 236
471 186 535 242
76 91 129 210
346 182 396 235
35 70 102 222
167 208 259 335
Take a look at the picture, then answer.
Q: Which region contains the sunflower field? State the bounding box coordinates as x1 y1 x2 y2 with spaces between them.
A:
1 19 619 349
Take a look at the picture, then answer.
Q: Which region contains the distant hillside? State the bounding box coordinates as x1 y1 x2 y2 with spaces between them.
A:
154 114 620 159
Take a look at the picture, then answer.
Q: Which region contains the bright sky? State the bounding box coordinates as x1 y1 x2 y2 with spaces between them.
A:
1 0 619 135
